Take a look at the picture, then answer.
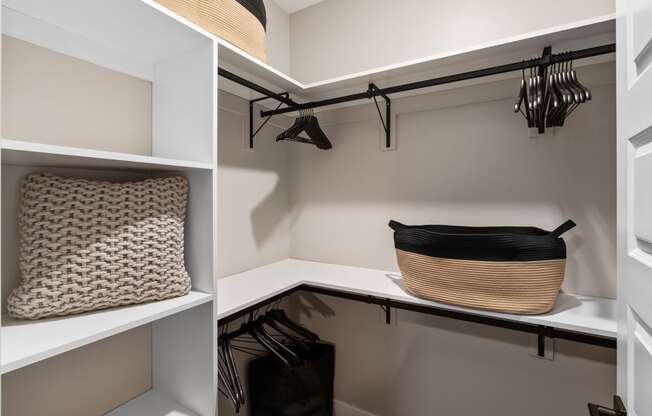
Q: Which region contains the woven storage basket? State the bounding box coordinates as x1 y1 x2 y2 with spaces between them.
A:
155 0 267 61
389 219 576 315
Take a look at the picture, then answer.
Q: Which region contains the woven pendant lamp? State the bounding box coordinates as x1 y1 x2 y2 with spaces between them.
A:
155 0 267 62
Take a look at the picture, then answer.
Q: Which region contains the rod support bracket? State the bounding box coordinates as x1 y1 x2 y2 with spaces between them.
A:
368 83 392 149
381 302 391 325
366 295 391 324
536 326 556 357
249 92 291 149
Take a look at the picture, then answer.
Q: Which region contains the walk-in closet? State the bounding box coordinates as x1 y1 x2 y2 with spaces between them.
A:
0 1 649 415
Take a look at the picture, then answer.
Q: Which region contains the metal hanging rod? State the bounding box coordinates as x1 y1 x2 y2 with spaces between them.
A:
257 43 615 117
217 43 615 149
217 283 616 358
218 67 298 107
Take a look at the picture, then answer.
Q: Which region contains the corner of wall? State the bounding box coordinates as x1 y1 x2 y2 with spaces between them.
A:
262 0 291 75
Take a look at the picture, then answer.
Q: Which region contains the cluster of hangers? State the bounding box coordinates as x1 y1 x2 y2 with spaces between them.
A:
276 107 332 150
218 303 321 413
514 52 592 133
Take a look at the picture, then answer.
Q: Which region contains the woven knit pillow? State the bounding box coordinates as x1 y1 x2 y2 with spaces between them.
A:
7 173 191 320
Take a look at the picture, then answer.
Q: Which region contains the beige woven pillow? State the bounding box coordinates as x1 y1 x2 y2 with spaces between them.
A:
7 173 191 320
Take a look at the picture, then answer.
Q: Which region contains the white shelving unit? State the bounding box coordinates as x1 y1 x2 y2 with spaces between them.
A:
218 259 617 339
0 0 619 415
1 1 218 415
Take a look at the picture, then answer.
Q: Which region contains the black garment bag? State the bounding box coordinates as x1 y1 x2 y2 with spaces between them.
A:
248 342 335 416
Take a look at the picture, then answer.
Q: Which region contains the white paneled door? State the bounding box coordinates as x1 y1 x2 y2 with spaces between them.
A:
612 0 652 416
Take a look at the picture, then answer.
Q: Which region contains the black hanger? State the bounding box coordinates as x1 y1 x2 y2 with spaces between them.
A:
223 340 245 405
221 342 241 407
268 309 320 342
277 108 310 142
254 319 301 363
277 108 333 150
514 63 531 127
218 345 240 412
277 109 308 141
566 61 583 104
569 57 591 101
248 321 291 365
260 314 305 344
549 60 569 126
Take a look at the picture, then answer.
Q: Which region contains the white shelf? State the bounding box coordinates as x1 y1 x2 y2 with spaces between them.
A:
218 259 617 339
1 139 214 171
1 290 213 374
216 14 615 105
2 0 211 81
105 390 199 416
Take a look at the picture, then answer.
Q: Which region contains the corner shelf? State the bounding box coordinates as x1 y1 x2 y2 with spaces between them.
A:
218 259 616 340
1 290 213 374
1 139 214 171
105 390 199 416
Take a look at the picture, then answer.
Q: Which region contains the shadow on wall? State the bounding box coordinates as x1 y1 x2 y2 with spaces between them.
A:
217 93 293 277
250 176 286 247
293 292 336 320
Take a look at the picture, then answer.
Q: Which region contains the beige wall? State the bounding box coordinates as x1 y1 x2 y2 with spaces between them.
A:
2 326 152 416
1 35 152 155
1 35 154 415
289 0 615 82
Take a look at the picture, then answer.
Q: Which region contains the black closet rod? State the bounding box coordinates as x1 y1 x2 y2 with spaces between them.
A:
218 67 298 107
256 43 615 117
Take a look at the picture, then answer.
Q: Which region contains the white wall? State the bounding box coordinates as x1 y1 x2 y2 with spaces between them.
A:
217 91 292 278
264 0 291 74
289 0 615 82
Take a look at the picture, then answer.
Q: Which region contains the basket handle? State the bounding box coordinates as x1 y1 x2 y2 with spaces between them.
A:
388 220 408 231
550 219 576 238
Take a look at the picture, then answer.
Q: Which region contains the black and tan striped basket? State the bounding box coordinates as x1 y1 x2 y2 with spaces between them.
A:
155 0 267 62
389 219 576 315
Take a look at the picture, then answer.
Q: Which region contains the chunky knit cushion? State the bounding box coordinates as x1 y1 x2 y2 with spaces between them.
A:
7 174 191 320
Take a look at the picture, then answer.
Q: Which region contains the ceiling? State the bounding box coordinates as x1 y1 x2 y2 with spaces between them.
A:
272 0 326 14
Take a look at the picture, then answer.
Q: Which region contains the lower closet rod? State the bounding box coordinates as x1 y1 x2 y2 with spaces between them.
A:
218 283 616 357
255 43 615 117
